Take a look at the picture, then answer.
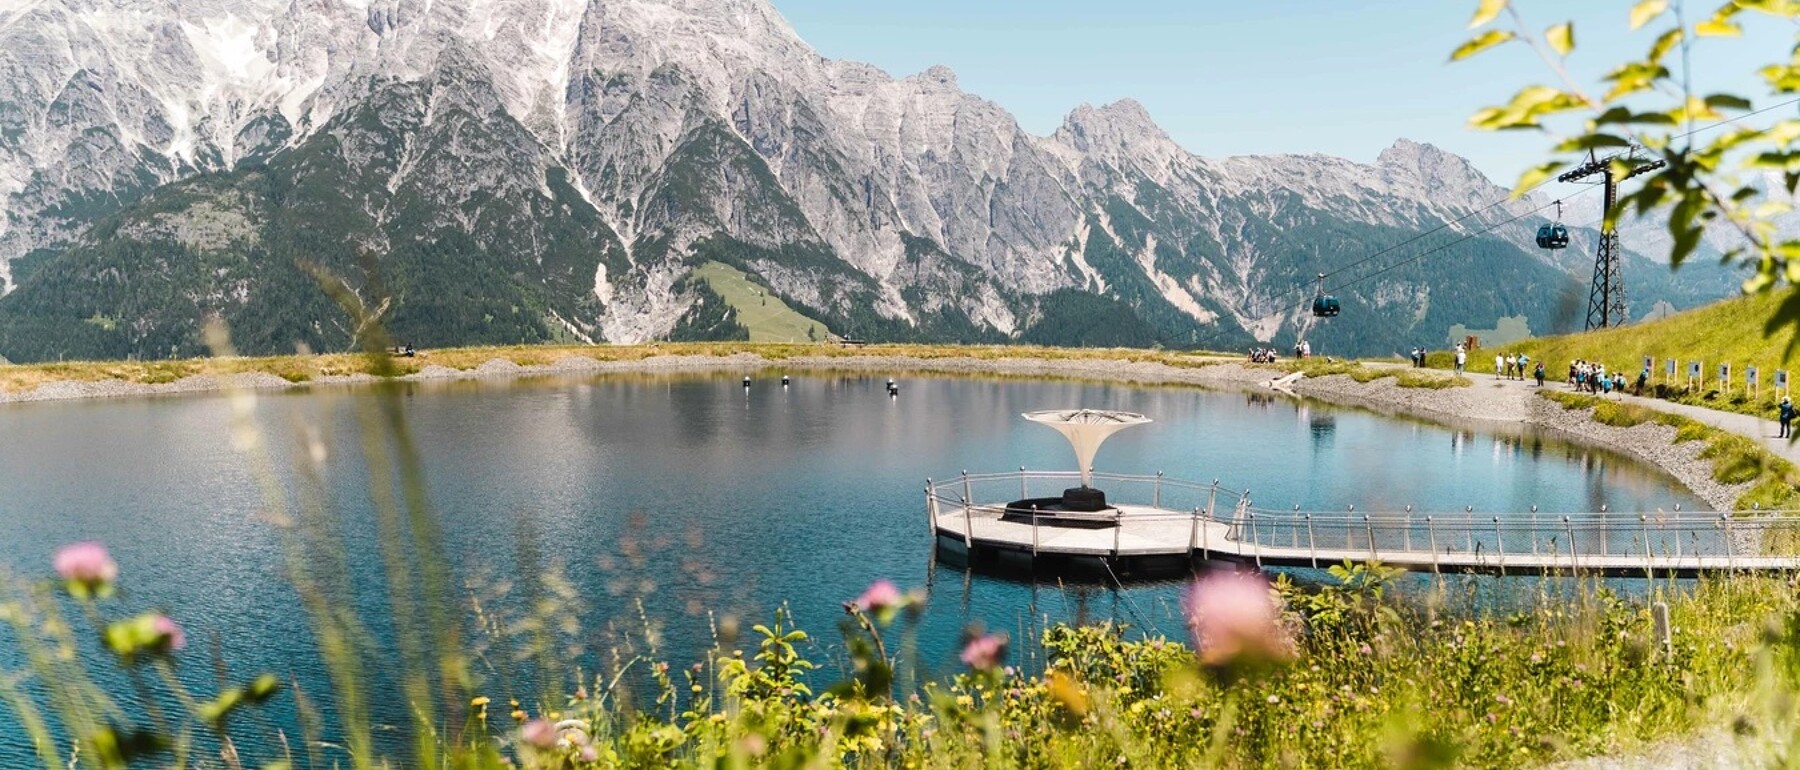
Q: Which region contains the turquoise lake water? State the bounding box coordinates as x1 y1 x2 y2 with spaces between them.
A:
0 372 1703 762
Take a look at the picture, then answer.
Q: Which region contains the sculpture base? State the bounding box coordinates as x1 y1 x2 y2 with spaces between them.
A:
999 486 1117 529
1060 486 1107 512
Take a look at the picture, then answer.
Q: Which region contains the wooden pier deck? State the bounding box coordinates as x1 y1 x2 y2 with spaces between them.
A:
929 471 1800 577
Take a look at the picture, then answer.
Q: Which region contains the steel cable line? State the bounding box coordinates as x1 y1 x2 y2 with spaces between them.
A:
1189 191 1588 350
1192 96 1800 349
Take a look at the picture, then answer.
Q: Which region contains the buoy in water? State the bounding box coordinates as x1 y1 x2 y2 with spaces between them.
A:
886 380 899 396
781 375 791 387
742 376 752 389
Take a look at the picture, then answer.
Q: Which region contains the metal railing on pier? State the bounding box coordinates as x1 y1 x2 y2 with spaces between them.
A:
925 470 1800 575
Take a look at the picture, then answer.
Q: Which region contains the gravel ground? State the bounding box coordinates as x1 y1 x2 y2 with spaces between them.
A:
0 353 1754 509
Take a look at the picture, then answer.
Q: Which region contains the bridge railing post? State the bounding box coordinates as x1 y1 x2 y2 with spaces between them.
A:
1364 513 1376 561
1249 511 1263 568
1021 467 1028 500
1031 504 1040 556
1639 514 1653 579
962 494 973 548
926 478 938 534
1427 516 1439 575
1207 480 1219 520
1723 514 1736 572
1599 505 1609 555
1530 506 1539 557
1404 505 1413 551
1494 516 1505 574
1564 516 1577 573
1306 514 1318 567
1465 506 1475 554
1347 505 1357 551
1190 507 1203 554
1154 471 1163 510
1202 507 1211 556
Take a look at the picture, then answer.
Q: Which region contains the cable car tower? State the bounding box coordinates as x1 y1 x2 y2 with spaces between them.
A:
1555 150 1665 330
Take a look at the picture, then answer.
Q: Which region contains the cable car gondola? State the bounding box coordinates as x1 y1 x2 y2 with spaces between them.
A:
1535 200 1569 250
1311 273 1339 318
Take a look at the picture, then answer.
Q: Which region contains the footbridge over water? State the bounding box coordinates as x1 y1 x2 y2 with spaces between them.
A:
926 470 1800 577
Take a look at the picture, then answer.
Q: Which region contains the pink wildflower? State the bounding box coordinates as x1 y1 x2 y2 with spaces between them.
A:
960 633 1007 670
1183 571 1292 667
150 614 186 652
520 718 557 749
853 579 902 613
53 542 118 590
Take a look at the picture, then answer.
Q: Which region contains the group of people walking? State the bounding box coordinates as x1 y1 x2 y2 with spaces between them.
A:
1567 359 1643 396
1247 347 1281 363
1493 352 1539 383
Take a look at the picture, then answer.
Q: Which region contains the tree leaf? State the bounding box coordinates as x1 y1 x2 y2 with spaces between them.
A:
1629 0 1670 31
1546 22 1575 56
1451 29 1517 61
1512 161 1564 198
1594 106 1678 125
1554 134 1631 152
1469 0 1509 29
1695 18 1742 36
1647 28 1682 65
1704 93 1753 111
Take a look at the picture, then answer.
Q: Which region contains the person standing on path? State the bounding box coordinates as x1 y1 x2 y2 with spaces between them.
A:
1534 361 1545 387
1781 397 1795 439
1455 345 1466 374
1495 353 1504 380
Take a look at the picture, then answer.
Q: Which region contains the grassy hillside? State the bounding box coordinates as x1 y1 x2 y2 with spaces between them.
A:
691 261 829 342
1455 289 1799 418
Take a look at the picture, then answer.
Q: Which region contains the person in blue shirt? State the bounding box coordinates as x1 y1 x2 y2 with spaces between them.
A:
1780 397 1795 439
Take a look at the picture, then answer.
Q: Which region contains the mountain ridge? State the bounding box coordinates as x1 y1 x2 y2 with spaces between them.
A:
0 0 1747 361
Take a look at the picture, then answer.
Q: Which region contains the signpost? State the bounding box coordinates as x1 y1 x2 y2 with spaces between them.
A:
1780 369 1790 397
1720 363 1732 396
1665 357 1676 384
1749 366 1760 399
1688 361 1702 390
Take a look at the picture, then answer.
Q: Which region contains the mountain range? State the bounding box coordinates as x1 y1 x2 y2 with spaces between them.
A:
0 0 1747 362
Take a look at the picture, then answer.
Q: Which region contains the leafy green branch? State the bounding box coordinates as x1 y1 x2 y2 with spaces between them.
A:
1455 0 1800 343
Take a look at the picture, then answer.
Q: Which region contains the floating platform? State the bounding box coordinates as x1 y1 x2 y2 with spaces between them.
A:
928 471 1800 578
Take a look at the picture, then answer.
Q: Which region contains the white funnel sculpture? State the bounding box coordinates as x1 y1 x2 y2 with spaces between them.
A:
1023 409 1152 488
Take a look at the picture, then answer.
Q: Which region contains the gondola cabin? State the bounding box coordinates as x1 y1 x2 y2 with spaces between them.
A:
1312 295 1340 317
1535 223 1569 250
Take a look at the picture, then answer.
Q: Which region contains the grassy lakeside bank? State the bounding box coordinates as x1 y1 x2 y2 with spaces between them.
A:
1542 391 1800 511
0 342 1238 394
1281 357 1473 389
1445 291 1800 421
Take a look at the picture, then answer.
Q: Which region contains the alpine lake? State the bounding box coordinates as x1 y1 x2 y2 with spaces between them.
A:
0 370 1703 761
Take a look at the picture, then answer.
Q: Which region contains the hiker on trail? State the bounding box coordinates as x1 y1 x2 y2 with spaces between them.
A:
1454 345 1466 374
1781 397 1796 439
1600 372 1612 394
1494 353 1504 380
1517 354 1529 381
1613 372 1626 396
1636 368 1649 395
1534 361 1545 387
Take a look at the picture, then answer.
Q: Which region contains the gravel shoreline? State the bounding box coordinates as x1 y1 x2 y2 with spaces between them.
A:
0 353 1751 508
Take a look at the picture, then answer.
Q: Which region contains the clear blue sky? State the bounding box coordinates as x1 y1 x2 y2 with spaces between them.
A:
771 0 1790 187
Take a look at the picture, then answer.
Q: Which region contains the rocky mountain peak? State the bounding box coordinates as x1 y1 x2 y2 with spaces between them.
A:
912 64 958 87
1052 98 1188 182
1375 138 1502 203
